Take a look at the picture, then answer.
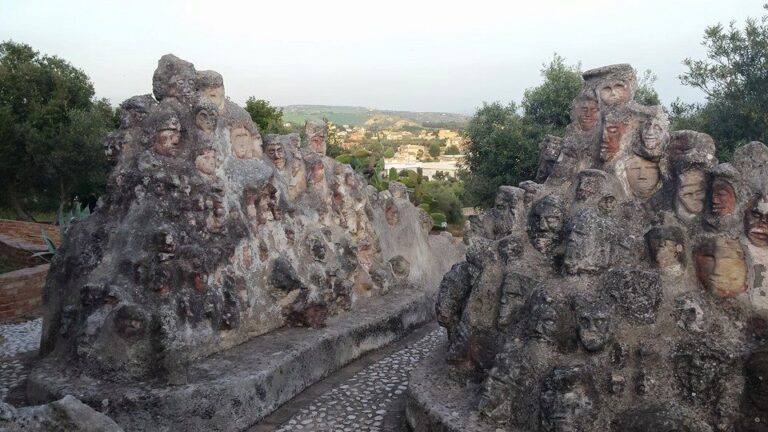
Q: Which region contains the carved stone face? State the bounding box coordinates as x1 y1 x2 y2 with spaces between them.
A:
640 118 665 157
153 118 182 157
541 138 562 162
540 367 595 432
575 303 611 352
231 127 254 159
195 149 217 176
203 86 225 111
386 204 399 226
575 175 601 202
529 197 563 254
530 302 558 342
195 108 217 133
677 170 706 215
564 212 612 275
168 74 196 102
656 240 684 271
599 81 631 105
600 122 624 162
266 143 286 170
745 196 768 247
309 161 325 184
711 178 736 217
626 156 660 199
694 237 747 297
576 99 599 131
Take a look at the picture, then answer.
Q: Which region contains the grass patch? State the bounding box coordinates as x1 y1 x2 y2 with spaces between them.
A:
0 208 57 223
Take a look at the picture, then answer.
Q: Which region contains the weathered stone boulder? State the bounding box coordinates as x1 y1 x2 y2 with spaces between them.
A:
0 395 123 432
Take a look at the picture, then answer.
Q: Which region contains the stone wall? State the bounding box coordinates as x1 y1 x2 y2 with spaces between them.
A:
0 264 49 323
0 219 60 250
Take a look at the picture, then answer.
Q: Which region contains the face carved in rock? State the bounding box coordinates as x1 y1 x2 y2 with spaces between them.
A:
195 107 217 133
153 117 182 157
639 118 666 158
528 196 564 254
168 74 196 103
540 366 596 432
266 142 286 170
564 211 613 275
694 237 747 297
599 80 630 105
203 86 225 111
574 301 611 352
711 178 736 217
645 226 686 274
195 149 217 176
600 122 624 162
231 126 255 159
576 99 599 131
677 170 706 215
626 156 660 199
745 196 768 247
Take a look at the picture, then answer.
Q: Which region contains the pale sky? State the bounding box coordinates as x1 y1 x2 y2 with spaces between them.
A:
1 0 763 114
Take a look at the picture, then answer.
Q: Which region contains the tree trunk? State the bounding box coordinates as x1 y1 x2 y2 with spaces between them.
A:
7 189 37 222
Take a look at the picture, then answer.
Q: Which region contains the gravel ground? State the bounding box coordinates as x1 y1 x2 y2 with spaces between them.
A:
273 328 444 432
0 318 42 401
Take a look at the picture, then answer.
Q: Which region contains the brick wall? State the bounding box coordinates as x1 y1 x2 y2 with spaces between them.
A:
0 264 49 323
0 219 60 250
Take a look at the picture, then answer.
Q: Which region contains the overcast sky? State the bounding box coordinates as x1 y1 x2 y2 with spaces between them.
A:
1 0 763 114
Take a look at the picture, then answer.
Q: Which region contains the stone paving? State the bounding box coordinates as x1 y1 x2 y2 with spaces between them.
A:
0 318 41 401
253 324 445 432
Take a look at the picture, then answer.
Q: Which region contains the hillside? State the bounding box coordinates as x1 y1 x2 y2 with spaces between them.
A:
281 105 469 128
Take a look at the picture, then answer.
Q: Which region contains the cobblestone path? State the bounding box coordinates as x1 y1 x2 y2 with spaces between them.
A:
0 318 41 401
252 323 444 432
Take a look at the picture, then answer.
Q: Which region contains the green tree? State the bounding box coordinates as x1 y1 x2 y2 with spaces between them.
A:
634 69 661 105
244 97 286 134
677 4 768 160
428 142 441 158
325 120 344 158
521 54 582 134
444 145 460 155
0 41 114 220
461 102 541 208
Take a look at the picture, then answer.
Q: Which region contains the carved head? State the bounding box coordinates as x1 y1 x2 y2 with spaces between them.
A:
153 54 197 104
519 181 543 207
677 169 707 216
564 210 613 275
194 99 218 133
645 226 686 273
540 366 597 432
528 195 564 254
573 297 612 352
626 155 660 199
574 170 618 213
119 95 156 129
540 135 564 162
305 121 327 154
230 121 263 160
600 119 625 162
746 194 768 247
694 237 747 297
264 136 286 170
599 81 631 106
527 291 560 342
103 131 124 165
195 148 217 176
636 110 669 160
582 64 636 107
152 113 182 157
196 70 225 111
573 96 599 131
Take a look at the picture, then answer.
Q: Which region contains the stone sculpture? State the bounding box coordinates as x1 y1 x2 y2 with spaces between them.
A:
31 54 454 390
412 63 768 432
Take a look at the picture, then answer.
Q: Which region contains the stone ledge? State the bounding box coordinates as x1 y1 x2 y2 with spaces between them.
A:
27 288 435 432
405 340 497 432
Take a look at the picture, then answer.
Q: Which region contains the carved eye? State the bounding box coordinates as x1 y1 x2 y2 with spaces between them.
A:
579 317 590 328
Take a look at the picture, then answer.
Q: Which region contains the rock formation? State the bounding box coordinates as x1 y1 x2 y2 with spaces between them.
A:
35 54 458 385
427 64 768 431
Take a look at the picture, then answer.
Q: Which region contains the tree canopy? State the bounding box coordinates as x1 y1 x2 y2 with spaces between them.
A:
244 97 286 134
0 41 115 219
672 4 768 161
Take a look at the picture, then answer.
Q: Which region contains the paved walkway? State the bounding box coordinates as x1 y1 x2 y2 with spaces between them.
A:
0 318 41 401
251 323 443 432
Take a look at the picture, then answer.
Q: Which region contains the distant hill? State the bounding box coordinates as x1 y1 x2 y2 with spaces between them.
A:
281 105 469 128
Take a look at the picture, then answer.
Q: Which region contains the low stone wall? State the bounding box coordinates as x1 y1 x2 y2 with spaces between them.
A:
0 264 49 323
0 219 60 250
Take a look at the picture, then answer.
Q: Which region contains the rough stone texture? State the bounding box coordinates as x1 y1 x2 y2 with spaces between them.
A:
411 64 768 431
27 54 461 430
28 289 432 432
0 395 124 431
0 265 48 323
0 319 42 402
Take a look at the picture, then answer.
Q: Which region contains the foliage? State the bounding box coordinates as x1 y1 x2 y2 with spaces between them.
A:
676 4 768 160
521 54 583 133
325 120 344 158
0 41 115 220
444 145 460 155
244 97 286 134
635 69 662 105
383 148 395 158
32 200 91 261
428 142 441 158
